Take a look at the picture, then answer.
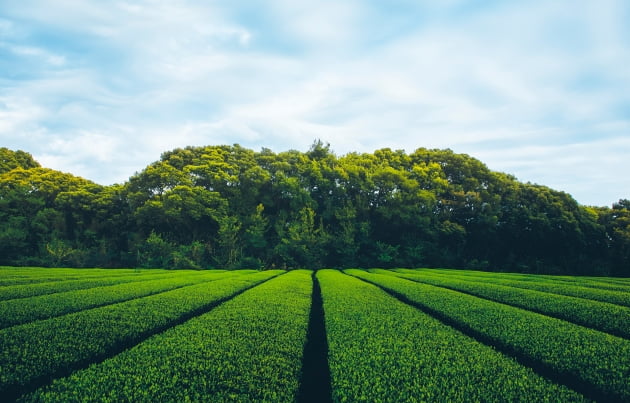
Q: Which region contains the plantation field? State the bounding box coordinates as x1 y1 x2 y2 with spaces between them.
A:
0 267 628 402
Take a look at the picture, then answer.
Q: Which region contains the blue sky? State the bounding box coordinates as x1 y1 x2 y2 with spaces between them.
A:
1 0 628 206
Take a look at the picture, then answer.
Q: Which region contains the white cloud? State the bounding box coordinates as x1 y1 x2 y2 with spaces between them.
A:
3 44 66 66
0 1 628 204
265 0 363 51
35 131 121 178
474 135 630 206
0 96 47 135
51 131 121 162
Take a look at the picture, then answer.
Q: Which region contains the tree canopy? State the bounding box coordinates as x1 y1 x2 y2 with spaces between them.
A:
0 144 628 275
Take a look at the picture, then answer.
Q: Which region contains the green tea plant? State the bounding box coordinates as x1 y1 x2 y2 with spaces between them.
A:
21 270 312 402
394 268 630 305
350 269 630 401
318 269 586 402
0 270 281 398
0 271 178 301
0 271 233 328
381 269 630 338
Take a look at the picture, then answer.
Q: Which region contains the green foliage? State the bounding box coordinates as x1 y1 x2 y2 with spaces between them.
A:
0 272 213 328
318 269 586 402
274 207 329 268
0 148 40 174
350 269 630 401
23 270 311 402
2 267 629 401
215 215 242 268
171 241 208 270
374 241 399 267
1 145 629 274
0 271 171 301
0 270 279 397
137 231 173 268
407 268 630 307
44 239 76 266
598 199 630 275
0 267 156 286
387 268 630 339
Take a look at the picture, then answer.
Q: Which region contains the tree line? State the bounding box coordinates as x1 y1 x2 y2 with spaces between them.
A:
1 143 628 275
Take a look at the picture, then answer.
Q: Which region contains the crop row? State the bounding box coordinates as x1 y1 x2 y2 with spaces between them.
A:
318 270 585 402
0 271 185 301
408 267 630 292
511 272 630 290
3 267 628 401
21 270 313 402
395 268 630 307
378 269 630 339
0 270 281 399
531 274 630 291
0 270 238 329
349 269 630 401
0 267 162 286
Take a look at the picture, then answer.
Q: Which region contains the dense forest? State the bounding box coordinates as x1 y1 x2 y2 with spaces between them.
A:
0 143 628 275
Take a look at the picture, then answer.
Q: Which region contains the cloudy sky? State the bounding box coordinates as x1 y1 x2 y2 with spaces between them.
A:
1 1 628 206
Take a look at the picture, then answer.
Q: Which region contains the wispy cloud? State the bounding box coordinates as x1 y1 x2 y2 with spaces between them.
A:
0 0 628 205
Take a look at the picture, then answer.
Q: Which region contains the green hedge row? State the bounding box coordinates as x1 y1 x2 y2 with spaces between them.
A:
401 268 630 299
318 269 585 402
21 270 312 402
0 271 233 329
0 270 280 398
350 269 630 401
0 267 160 286
381 269 630 338
0 271 179 301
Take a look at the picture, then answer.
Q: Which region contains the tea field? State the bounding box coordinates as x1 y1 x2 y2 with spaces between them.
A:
0 266 628 402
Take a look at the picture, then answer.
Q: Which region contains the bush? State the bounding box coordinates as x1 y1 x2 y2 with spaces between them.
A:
137 232 173 269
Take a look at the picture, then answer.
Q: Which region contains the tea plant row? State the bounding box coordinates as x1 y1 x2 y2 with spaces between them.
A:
382 269 630 338
21 270 312 402
0 270 279 399
0 271 234 328
0 271 179 301
350 269 630 401
400 268 630 306
1 267 628 401
318 269 586 402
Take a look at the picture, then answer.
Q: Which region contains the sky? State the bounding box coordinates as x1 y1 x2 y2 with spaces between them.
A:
1 1 629 207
